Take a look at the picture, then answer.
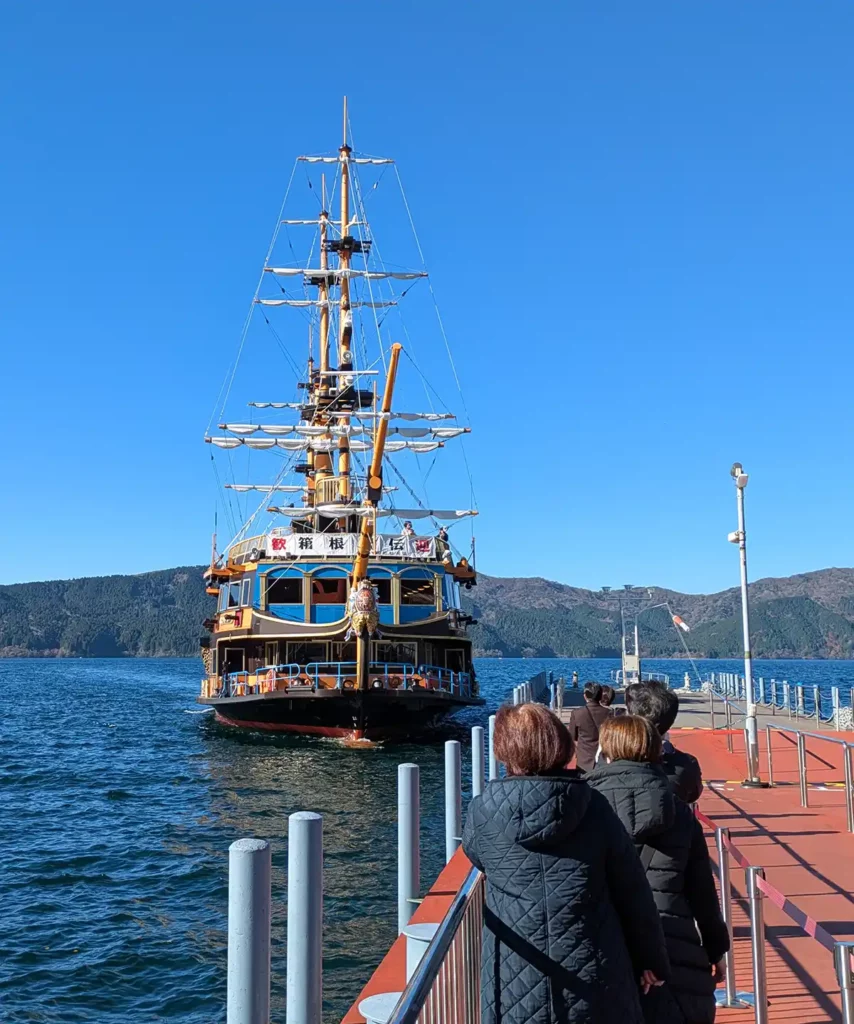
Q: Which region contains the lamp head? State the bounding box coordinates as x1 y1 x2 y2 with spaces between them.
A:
730 462 748 489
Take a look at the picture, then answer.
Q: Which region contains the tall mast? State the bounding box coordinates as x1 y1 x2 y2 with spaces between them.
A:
352 343 402 582
318 175 330 376
337 97 353 502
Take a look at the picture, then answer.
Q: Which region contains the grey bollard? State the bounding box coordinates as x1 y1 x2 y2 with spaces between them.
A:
488 714 498 780
286 812 323 1024
445 740 462 862
404 922 440 980
836 942 854 1024
746 867 769 1024
796 684 805 717
397 764 420 934
471 726 485 798
227 839 271 1024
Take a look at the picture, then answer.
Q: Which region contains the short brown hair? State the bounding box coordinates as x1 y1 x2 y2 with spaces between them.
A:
598 714 662 763
493 703 574 776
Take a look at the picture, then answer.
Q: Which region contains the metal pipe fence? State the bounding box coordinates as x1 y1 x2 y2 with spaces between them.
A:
696 806 854 1023
386 867 484 1024
764 722 854 831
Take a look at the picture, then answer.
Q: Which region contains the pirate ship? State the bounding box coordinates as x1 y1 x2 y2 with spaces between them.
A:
197 101 483 740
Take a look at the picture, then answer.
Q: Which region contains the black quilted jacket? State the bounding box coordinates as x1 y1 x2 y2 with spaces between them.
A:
586 761 730 1024
462 772 670 1024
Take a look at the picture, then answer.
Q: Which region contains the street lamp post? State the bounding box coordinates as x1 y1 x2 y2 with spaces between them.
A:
729 463 762 786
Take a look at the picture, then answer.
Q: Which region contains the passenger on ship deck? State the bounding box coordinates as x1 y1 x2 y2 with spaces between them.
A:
569 681 613 772
625 682 703 803
587 716 729 1024
401 520 416 555
435 526 452 563
463 703 670 1024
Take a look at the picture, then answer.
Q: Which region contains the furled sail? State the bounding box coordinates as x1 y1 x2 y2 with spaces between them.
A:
256 298 397 309
298 156 394 165
266 267 426 282
218 424 464 440
314 506 477 520
206 437 445 454
224 484 305 493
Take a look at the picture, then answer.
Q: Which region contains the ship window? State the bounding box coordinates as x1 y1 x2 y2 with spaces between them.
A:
227 582 241 608
369 576 392 604
240 578 251 607
311 577 348 604
218 585 229 611
400 579 435 605
266 576 303 604
288 642 329 665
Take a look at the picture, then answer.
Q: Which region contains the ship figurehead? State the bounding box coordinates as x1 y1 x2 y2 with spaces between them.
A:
345 578 382 641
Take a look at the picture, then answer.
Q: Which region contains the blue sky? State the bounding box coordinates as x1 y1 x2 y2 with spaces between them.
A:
1 1 852 594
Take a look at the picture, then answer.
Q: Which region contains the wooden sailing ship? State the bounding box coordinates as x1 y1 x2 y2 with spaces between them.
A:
197 102 483 740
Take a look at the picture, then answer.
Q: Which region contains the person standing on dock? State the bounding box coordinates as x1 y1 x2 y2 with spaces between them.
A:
463 703 670 1024
625 682 703 803
587 715 729 1024
569 681 613 772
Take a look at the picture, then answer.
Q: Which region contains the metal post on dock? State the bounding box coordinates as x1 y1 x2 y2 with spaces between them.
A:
471 726 484 798
758 676 765 705
784 680 791 717
714 828 750 1008
765 725 774 785
709 686 716 730
725 698 734 754
797 733 809 807
835 941 854 1024
813 685 822 728
746 866 769 1024
227 838 271 1024
796 684 805 718
397 764 420 934
770 679 777 711
844 744 854 835
286 812 323 1024
488 714 497 781
833 687 841 729
444 740 462 863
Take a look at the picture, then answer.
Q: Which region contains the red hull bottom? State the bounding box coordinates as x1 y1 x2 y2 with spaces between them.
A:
215 712 374 740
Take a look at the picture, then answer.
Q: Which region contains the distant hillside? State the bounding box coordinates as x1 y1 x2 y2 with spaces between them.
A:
1 565 853 659
462 568 854 659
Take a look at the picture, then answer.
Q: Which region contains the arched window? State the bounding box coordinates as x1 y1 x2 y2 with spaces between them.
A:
311 567 349 605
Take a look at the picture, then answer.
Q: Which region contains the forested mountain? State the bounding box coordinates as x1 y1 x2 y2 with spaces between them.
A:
1 565 853 659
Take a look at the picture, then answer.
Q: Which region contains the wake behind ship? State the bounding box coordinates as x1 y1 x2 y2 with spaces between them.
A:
197 101 483 740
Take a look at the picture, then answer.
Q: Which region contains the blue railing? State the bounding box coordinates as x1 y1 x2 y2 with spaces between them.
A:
218 663 473 698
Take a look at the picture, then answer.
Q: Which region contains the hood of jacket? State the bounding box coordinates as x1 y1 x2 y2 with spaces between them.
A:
478 772 592 851
585 760 675 841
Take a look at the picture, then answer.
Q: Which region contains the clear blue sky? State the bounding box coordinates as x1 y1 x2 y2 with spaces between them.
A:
2 1 852 594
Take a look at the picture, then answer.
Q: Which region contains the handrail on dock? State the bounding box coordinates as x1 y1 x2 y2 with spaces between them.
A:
386 867 484 1024
694 805 854 1022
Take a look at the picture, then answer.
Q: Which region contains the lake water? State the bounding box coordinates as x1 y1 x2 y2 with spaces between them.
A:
2 656 853 1023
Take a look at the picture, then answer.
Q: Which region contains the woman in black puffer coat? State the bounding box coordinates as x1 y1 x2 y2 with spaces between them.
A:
462 703 670 1024
587 715 730 1024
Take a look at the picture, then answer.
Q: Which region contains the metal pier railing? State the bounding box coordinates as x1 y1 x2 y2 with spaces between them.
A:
385 868 484 1024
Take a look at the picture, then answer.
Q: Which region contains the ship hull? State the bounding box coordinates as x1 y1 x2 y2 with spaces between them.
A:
198 688 483 741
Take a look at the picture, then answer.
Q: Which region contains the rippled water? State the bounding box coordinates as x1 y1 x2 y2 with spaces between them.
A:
2 656 853 1023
